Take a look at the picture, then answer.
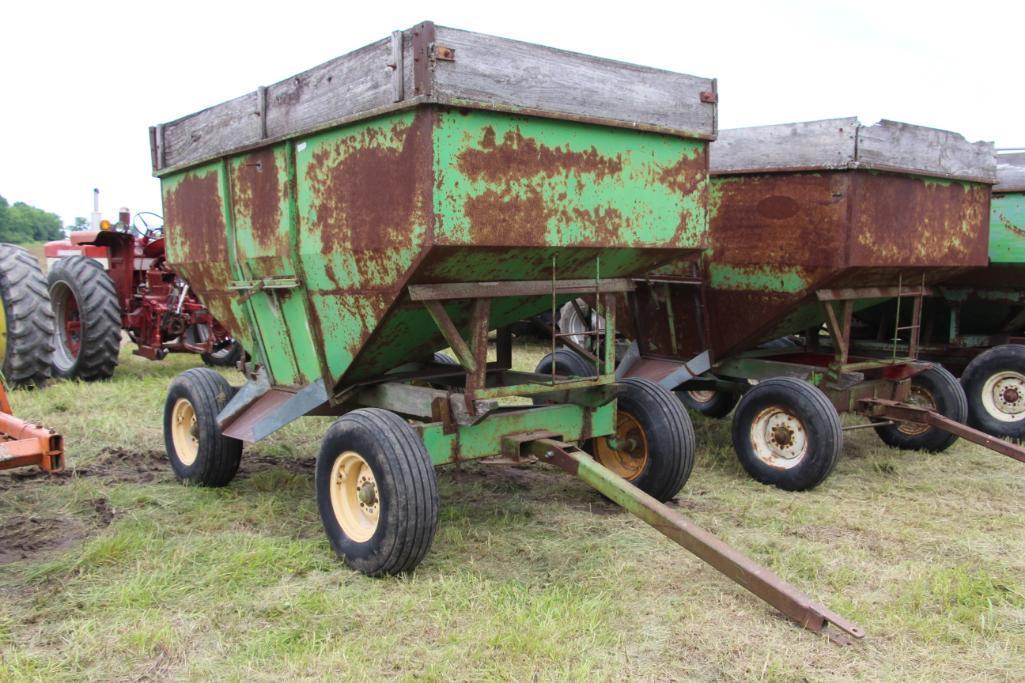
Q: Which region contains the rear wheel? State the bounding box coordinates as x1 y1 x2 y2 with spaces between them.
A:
316 408 439 576
875 366 966 452
163 368 242 486
732 377 842 491
47 256 121 381
677 387 739 418
592 378 695 502
0 244 54 387
201 340 243 368
960 345 1025 439
534 349 596 378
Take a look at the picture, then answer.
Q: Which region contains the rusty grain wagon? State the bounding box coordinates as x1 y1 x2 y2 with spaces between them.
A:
149 23 861 644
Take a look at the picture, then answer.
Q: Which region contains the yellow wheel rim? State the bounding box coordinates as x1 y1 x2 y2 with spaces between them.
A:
329 451 380 542
0 294 7 366
170 398 199 466
594 410 649 480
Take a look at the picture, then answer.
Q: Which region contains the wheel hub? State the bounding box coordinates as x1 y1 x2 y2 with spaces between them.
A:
982 371 1025 422
170 398 199 466
594 410 649 481
687 389 716 404
896 385 935 436
750 406 808 469
329 451 380 542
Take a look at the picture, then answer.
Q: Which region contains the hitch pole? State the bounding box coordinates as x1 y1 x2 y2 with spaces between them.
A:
528 439 864 646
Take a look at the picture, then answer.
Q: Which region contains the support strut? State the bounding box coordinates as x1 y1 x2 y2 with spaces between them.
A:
526 438 865 645
860 398 1025 464
0 384 64 473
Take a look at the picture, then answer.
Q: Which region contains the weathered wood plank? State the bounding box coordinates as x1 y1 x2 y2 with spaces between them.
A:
152 22 716 175
712 118 996 183
430 26 716 140
996 151 1025 193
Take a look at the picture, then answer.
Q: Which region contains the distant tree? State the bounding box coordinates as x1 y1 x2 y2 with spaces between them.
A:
0 195 64 243
68 216 89 232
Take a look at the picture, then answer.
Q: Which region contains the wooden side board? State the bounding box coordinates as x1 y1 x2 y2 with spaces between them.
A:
996 151 1025 193
711 117 996 183
151 21 716 176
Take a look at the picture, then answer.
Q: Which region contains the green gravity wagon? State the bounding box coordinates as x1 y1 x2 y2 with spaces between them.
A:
849 150 1025 438
150 23 861 644
610 118 1025 491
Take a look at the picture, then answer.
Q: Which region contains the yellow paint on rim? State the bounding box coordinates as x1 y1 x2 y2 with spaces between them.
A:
0 294 7 366
329 450 380 542
170 398 199 466
594 410 649 480
897 386 935 436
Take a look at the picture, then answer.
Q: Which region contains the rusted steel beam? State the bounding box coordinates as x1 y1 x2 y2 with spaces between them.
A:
528 438 865 645
816 286 934 302
423 301 477 373
407 279 634 302
859 398 1025 463
465 298 492 412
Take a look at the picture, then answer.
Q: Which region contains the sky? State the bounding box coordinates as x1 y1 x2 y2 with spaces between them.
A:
2 0 1023 226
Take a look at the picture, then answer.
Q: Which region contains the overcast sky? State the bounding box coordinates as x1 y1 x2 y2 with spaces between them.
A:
2 0 1022 226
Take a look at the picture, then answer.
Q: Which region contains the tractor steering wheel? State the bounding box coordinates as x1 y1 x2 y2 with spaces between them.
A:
133 212 164 240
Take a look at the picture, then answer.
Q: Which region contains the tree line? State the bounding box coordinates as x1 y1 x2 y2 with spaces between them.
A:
0 193 69 243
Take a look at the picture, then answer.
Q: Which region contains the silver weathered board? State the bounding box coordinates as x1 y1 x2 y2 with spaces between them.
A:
995 151 1025 193
150 21 717 175
710 117 996 183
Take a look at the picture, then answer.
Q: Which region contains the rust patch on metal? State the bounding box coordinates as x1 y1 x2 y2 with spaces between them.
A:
232 149 283 252
999 212 1025 238
457 126 624 184
756 195 801 220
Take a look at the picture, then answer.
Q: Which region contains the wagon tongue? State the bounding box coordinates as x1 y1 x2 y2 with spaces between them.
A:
526 438 865 645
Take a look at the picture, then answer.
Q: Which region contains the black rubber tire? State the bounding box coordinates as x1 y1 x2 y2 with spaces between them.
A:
433 352 457 366
731 377 842 491
202 340 244 368
316 408 439 576
875 365 967 452
758 336 798 350
0 244 54 387
592 378 695 502
163 367 243 486
47 256 121 381
961 345 1025 439
677 387 740 418
534 349 596 377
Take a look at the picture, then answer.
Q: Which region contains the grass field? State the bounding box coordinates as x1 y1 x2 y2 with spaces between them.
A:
1 342 1024 681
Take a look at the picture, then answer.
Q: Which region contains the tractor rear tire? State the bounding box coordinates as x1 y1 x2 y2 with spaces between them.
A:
164 368 243 487
874 366 967 452
316 408 439 576
732 377 842 491
960 345 1025 439
677 388 740 418
0 244 54 387
47 256 121 381
591 378 695 502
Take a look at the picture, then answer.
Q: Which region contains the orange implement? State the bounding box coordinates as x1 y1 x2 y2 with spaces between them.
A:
0 383 64 473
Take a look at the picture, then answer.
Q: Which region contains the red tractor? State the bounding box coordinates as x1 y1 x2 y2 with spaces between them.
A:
44 195 242 381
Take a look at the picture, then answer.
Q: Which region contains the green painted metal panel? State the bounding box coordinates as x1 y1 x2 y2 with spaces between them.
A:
989 192 1025 263
418 401 616 466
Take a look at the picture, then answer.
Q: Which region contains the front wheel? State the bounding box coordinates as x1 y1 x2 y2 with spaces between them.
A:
874 366 967 452
731 377 842 491
960 345 1025 439
591 378 695 502
316 408 439 576
163 368 243 486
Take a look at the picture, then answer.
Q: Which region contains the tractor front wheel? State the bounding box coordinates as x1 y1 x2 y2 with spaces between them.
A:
316 408 439 576
164 368 243 486
47 256 121 381
592 378 695 502
731 377 842 491
0 244 54 387
960 345 1025 439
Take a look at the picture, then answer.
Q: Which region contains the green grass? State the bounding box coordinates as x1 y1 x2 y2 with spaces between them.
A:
2 342 1024 680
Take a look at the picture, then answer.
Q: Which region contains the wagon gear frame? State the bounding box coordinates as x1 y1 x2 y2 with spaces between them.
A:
0 377 64 474
151 22 864 645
